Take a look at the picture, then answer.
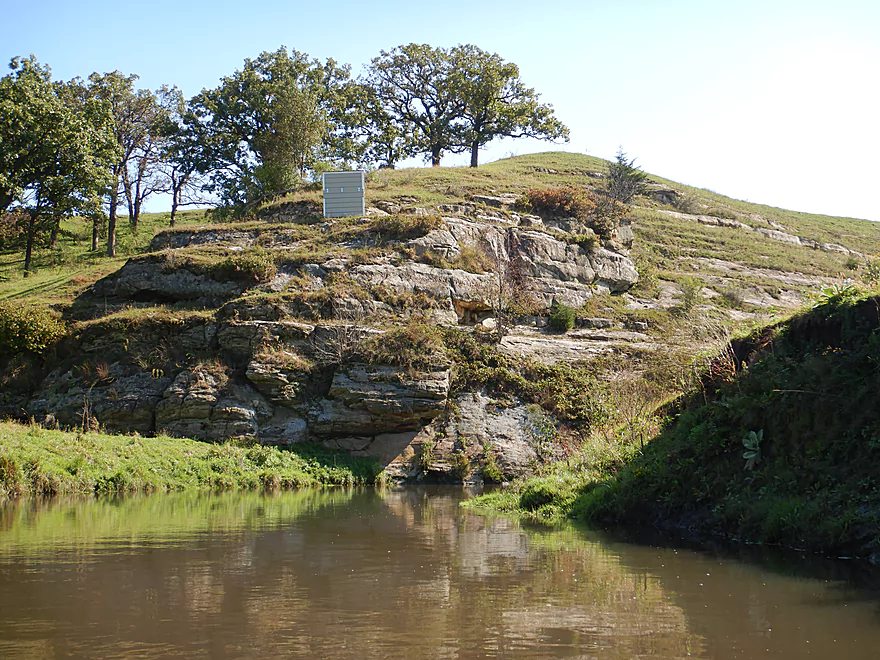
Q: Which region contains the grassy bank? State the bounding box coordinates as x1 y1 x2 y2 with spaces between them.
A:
468 289 880 557
0 421 381 499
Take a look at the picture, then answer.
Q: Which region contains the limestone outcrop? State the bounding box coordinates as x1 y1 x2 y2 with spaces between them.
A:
12 193 643 484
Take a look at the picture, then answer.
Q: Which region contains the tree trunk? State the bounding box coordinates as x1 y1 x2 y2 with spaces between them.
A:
92 215 100 251
431 147 442 167
170 186 179 228
107 186 118 257
50 211 61 248
470 141 480 168
24 212 37 275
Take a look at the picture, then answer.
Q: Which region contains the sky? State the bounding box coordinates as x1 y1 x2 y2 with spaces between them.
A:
3 0 879 220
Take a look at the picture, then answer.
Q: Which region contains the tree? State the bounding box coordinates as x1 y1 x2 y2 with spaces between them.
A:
453 45 569 167
366 44 468 167
159 89 210 226
87 71 164 255
607 147 648 203
0 56 117 272
327 81 411 170
121 86 174 233
190 47 350 207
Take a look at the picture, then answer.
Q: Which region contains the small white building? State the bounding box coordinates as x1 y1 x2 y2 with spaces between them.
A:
323 171 365 218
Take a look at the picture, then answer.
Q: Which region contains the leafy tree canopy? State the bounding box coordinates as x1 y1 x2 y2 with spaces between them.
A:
454 44 569 167
191 47 352 207
0 56 118 271
365 43 569 168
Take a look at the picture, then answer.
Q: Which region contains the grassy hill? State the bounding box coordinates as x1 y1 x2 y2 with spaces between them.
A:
3 152 880 520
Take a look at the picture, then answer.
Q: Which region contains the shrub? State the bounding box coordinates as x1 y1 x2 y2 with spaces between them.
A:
359 322 448 371
449 451 471 479
549 300 576 332
607 148 648 203
521 187 626 239
482 444 504 483
213 250 277 284
0 301 66 356
569 232 598 251
678 276 703 312
370 214 442 240
522 186 595 221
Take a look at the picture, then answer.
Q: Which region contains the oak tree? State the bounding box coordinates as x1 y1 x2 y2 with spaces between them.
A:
365 44 468 167
0 56 117 272
453 45 569 167
191 47 350 207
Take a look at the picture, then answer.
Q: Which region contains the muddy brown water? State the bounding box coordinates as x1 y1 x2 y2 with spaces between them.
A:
1 488 879 659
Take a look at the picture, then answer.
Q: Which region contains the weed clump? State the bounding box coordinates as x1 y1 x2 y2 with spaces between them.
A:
548 300 576 332
520 187 627 238
212 250 277 284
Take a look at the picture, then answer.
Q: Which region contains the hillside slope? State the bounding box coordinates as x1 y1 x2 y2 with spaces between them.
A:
2 152 880 488
472 290 880 557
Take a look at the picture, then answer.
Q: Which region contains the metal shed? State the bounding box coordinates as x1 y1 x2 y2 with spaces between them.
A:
323 171 365 218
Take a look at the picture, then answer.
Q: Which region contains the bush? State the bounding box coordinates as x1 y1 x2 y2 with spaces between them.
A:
213 250 277 284
482 444 504 483
678 276 703 312
370 214 442 240
0 301 66 356
549 300 576 332
607 148 648 203
359 322 448 370
522 187 626 239
522 186 595 221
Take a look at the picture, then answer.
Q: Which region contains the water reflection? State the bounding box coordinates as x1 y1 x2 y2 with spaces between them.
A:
0 488 879 658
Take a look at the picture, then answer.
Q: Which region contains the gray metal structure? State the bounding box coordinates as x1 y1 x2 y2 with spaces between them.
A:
323 171 365 218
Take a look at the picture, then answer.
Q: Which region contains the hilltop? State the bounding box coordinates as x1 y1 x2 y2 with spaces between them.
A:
2 152 880 494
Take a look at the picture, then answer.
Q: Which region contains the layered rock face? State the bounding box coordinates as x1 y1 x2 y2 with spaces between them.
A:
17 199 640 483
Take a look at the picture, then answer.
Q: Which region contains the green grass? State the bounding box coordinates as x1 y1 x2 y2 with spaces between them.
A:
0 420 382 499
469 289 880 556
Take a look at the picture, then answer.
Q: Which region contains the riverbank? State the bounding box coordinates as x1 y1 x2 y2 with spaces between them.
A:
0 421 381 498
468 290 880 558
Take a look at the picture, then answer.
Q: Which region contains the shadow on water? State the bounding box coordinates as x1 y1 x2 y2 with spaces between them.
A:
577 520 880 600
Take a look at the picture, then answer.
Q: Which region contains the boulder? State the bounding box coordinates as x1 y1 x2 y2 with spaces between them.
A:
28 363 171 434
156 368 272 441
93 259 241 301
307 364 450 436
471 193 519 209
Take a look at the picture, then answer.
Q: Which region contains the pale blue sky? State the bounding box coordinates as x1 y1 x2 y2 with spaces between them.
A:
3 0 878 220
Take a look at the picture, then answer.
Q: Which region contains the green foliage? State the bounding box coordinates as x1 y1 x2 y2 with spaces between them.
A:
607 148 648 203
482 443 504 483
862 257 880 286
0 421 381 498
442 329 611 429
548 300 576 332
677 276 703 312
0 301 65 356
359 323 448 370
369 213 443 240
417 438 435 472
452 44 569 167
811 280 861 308
1 56 119 270
212 250 277 284
449 450 471 479
742 429 763 470
190 47 351 206
569 232 598 251
366 44 567 168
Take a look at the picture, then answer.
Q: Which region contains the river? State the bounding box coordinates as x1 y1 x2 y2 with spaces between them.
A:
1 487 879 658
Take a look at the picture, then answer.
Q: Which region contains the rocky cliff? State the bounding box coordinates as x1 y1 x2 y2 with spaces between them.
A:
10 195 641 483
